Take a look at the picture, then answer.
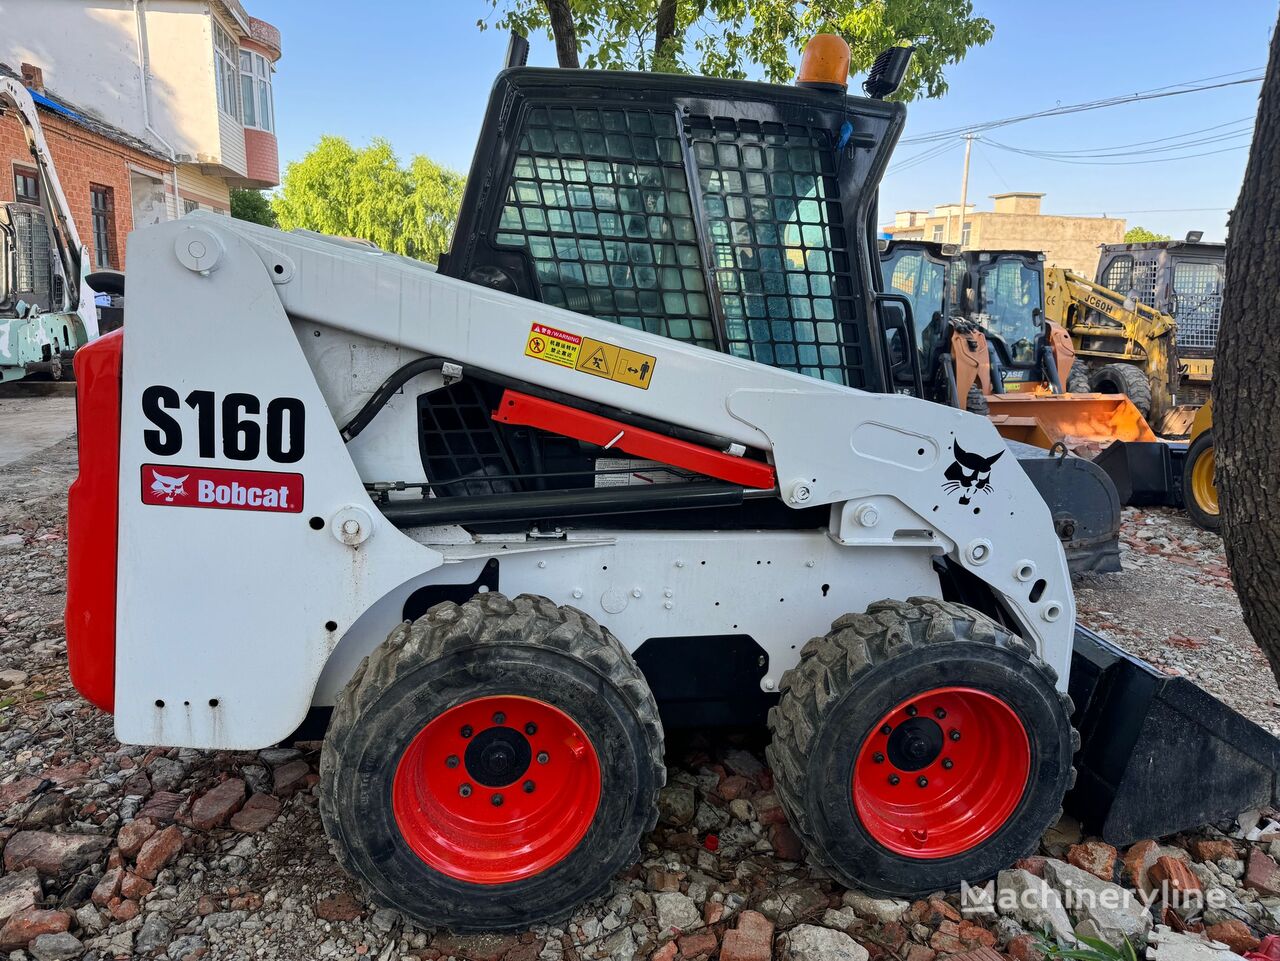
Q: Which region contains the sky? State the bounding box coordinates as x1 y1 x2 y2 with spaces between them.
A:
253 1 1277 242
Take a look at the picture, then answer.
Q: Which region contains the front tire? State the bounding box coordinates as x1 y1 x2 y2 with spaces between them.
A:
319 592 664 930
766 598 1075 897
1089 363 1152 419
1182 430 1220 531
1066 359 1092 394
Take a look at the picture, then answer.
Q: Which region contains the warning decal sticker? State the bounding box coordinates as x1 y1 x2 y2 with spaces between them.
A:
525 323 656 389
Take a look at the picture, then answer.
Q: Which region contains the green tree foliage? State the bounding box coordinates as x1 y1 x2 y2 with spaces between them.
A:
229 189 278 227
1123 226 1172 243
480 0 993 100
271 137 465 262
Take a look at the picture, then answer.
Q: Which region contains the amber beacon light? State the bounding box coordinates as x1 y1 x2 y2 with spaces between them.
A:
797 33 851 90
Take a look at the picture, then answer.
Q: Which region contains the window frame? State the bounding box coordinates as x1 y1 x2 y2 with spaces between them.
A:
213 20 241 120
90 185 113 269
240 49 274 132
931 224 944 242
13 166 39 204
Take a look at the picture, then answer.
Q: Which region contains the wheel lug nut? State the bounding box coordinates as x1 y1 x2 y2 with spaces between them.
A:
493 711 506 725
459 783 472 797
888 774 900 786
906 705 918 717
880 724 892 736
935 707 947 719
942 758 954 770
491 793 504 806
872 753 885 764
525 722 538 735
445 755 459 768
461 725 473 738
917 776 929 788
537 751 550 764
523 780 536 793
949 729 961 742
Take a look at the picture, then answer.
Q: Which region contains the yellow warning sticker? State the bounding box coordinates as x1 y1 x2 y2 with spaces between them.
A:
526 324 656 389
525 323 582 368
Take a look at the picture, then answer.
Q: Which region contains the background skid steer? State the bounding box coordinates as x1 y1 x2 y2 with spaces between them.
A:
65 38 1279 931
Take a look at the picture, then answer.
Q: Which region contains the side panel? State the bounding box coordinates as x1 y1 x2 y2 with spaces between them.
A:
114 224 442 748
66 328 124 711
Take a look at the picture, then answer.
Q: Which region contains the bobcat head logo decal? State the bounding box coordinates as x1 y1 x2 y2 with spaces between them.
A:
150 470 189 503
943 441 1004 505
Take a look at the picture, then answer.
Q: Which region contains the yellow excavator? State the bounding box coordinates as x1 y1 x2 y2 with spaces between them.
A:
1043 267 1203 437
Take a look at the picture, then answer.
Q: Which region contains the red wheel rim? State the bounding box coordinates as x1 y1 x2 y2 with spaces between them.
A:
392 694 602 884
852 686 1030 858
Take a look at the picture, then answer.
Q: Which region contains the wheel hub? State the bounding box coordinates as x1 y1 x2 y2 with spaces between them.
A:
392 694 602 884
852 686 1031 859
885 716 943 771
465 726 532 787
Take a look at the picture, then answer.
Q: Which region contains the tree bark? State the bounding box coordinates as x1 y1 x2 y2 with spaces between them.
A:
654 0 679 68
1216 7 1280 684
542 0 580 69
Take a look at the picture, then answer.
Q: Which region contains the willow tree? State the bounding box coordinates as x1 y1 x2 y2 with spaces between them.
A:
480 0 993 99
271 137 465 263
1216 7 1280 683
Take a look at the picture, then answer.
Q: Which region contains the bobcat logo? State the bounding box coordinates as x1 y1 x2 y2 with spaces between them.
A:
150 470 189 503
942 441 1004 505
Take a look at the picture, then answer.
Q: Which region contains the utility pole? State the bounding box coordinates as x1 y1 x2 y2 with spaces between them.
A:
955 133 974 246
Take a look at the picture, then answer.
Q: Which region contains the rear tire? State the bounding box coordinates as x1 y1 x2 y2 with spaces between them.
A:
766 597 1075 898
319 592 664 930
1182 430 1220 532
1066 360 1092 395
1089 363 1152 419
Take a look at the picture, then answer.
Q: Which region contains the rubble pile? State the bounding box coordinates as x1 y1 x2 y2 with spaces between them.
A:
4 441 1280 960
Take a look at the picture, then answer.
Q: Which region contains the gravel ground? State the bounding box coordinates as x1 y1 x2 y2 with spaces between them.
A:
2 427 1279 961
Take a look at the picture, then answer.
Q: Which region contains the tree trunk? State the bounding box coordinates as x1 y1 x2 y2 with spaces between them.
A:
1216 8 1280 684
542 0 580 69
654 0 679 68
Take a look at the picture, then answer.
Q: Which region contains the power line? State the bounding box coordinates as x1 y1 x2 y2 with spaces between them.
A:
1061 206 1230 215
983 137 1249 166
901 74 1263 145
1005 117 1253 158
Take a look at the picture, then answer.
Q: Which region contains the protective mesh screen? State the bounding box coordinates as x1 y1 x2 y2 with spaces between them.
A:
10 206 52 308
494 106 716 348
686 115 860 385
1171 261 1222 351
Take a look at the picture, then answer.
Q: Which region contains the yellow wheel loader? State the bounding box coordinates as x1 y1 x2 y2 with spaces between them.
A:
1043 266 1198 437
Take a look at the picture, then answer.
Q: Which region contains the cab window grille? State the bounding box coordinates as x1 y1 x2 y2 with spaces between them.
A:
1171 261 1223 351
685 115 860 386
10 206 53 309
1101 255 1133 294
417 381 519 497
493 106 716 348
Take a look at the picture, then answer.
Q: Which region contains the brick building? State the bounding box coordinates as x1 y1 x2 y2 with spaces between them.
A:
882 193 1126 277
0 0 283 270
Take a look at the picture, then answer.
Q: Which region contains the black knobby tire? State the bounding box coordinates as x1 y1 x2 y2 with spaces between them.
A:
319 592 665 930
1066 359 1092 395
965 385 990 415
1089 363 1152 419
766 597 1077 897
1182 430 1221 532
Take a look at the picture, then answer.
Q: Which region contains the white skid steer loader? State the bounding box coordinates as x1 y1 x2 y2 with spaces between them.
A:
64 37 1279 931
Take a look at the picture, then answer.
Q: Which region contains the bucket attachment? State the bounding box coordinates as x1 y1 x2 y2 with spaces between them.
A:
1066 625 1280 845
1093 439 1187 507
1009 440 1120 574
986 392 1158 452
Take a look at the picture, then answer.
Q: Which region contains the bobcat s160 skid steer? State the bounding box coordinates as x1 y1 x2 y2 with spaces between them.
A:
64 36 1280 931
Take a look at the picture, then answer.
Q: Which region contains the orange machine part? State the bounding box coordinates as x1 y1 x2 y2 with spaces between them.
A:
950 328 992 410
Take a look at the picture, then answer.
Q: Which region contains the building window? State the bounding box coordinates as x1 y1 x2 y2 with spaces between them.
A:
14 167 39 203
932 224 944 242
214 20 241 120
961 222 972 246
90 186 114 268
240 50 274 132
183 199 199 215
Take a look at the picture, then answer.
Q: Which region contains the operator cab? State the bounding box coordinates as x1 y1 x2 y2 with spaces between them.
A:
962 250 1046 382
